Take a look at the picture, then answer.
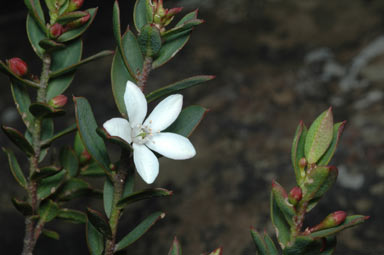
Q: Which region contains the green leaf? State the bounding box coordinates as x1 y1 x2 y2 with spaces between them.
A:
264 232 278 255
38 200 59 223
309 215 369 238
303 166 338 212
122 164 135 197
56 11 89 24
29 102 65 119
80 162 106 177
57 208 87 224
250 228 269 255
47 39 82 100
138 24 162 57
270 190 291 248
110 47 136 116
0 62 41 88
57 8 98 42
168 237 182 255
117 188 173 209
165 105 208 137
86 220 104 255
2 126 34 156
41 123 77 148
39 39 66 51
115 211 165 251
162 18 204 42
42 229 60 240
205 248 223 255
74 97 111 173
304 108 334 164
96 127 132 152
24 0 47 33
152 10 198 69
317 121 346 166
31 165 61 180
133 0 153 32
103 178 114 218
146 75 215 103
121 28 144 78
26 14 46 58
49 50 114 79
86 208 112 239
60 147 79 177
37 170 66 200
55 178 91 201
10 81 34 129
271 181 295 226
11 198 33 216
283 236 336 255
2 148 27 188
291 121 307 185
112 1 122 48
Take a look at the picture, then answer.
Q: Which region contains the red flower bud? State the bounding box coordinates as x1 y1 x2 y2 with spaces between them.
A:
289 186 302 205
80 149 92 164
8 58 28 76
49 95 68 108
309 211 347 232
50 23 64 38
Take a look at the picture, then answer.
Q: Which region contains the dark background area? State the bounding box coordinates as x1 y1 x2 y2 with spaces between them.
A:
1 0 384 254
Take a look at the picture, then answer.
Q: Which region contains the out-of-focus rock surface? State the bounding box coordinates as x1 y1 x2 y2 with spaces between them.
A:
0 0 383 254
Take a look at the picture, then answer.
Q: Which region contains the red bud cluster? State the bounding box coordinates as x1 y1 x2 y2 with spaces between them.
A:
288 186 302 205
8 58 28 77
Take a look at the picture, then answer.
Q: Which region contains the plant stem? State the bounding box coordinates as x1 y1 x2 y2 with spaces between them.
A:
137 56 152 91
21 53 51 255
104 151 132 255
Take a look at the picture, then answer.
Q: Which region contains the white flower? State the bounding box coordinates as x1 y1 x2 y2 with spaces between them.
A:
103 81 196 184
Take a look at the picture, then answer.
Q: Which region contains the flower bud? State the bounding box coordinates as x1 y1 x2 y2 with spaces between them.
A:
49 95 68 108
309 211 347 232
299 157 307 169
50 23 64 38
68 0 84 11
8 58 28 76
79 149 91 165
288 186 302 205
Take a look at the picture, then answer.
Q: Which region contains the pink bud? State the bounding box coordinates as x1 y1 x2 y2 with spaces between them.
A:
50 23 64 38
299 157 307 169
8 58 28 76
289 186 302 202
309 211 347 232
49 95 68 108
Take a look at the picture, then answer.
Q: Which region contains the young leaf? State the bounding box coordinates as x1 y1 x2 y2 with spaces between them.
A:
38 200 60 223
37 170 67 200
317 121 346 166
74 96 111 173
271 181 295 226
42 229 60 240
2 126 34 156
56 11 89 24
112 1 122 47
291 121 307 184
138 24 162 57
165 106 208 137
60 147 79 177
57 8 98 42
146 75 215 103
2 148 27 188
264 232 278 255
11 198 33 216
24 0 47 33
133 0 153 32
47 39 82 100
103 178 114 218
168 237 182 255
270 190 291 248
162 18 204 42
117 188 173 209
250 228 269 255
86 208 112 239
115 211 165 251
86 219 104 255
304 108 333 164
57 208 87 224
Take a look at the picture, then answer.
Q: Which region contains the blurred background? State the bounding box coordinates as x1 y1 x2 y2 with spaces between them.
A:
1 0 383 254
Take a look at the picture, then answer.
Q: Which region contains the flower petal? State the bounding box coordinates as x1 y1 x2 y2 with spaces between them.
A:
103 117 132 144
124 80 147 127
133 143 159 184
143 94 182 132
146 132 196 160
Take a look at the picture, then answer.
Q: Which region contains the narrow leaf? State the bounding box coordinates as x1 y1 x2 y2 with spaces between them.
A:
10 81 34 130
11 198 33 216
31 165 61 180
55 178 91 201
60 147 79 177
24 0 47 33
264 232 278 255
86 220 104 255
133 0 153 32
86 208 112 239
56 11 89 24
317 121 346 166
168 237 182 255
3 148 27 188
26 14 46 58
2 126 34 156
115 211 165 251
291 121 307 185
270 190 291 248
250 228 269 255
165 106 208 137
37 170 66 200
117 188 173 209
57 208 87 224
38 200 59 223
29 102 65 119
271 181 295 226
42 229 60 240
146 75 214 103
41 123 77 148
103 178 114 218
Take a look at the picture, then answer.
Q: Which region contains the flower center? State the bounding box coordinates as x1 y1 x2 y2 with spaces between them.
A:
131 124 153 145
